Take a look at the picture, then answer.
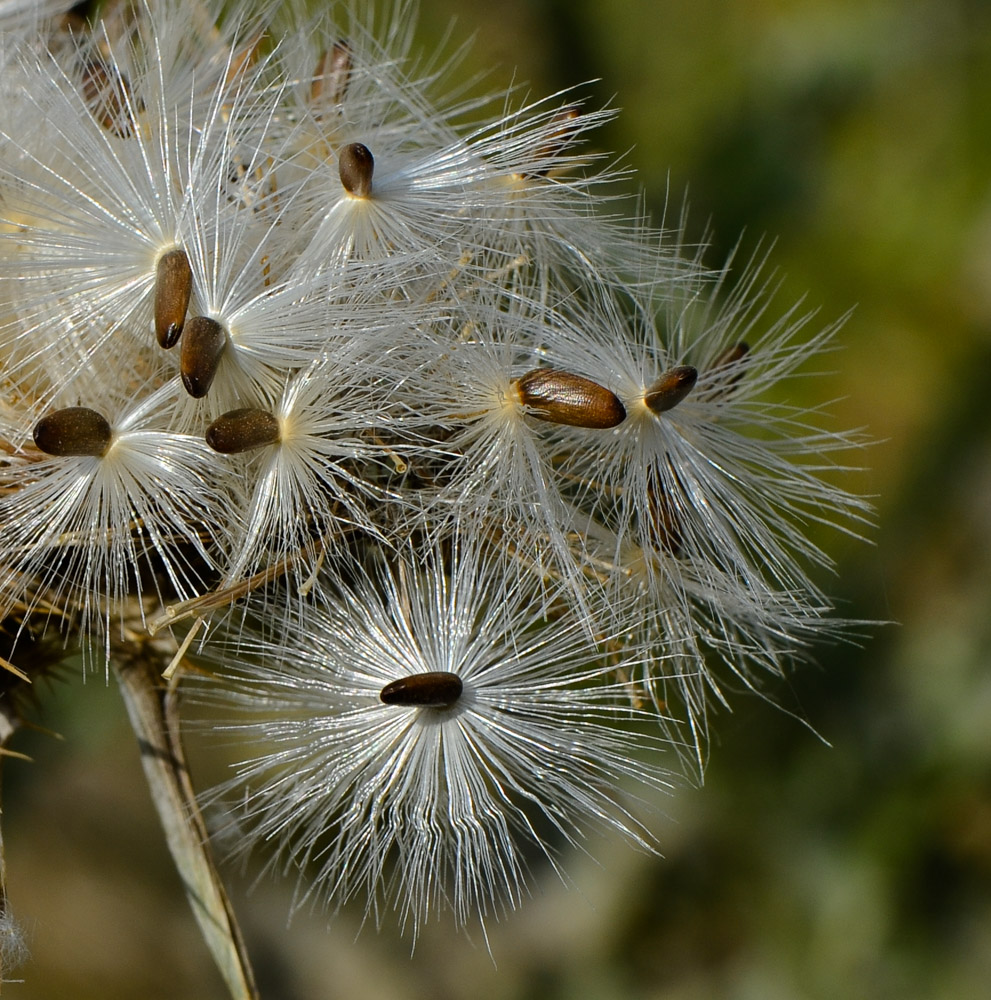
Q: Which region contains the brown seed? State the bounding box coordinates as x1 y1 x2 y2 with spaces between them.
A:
379 671 464 708
646 480 683 557
529 105 580 177
80 59 137 137
339 142 374 198
154 248 192 349
180 316 227 398
645 365 698 415
311 40 352 106
33 406 112 458
205 408 281 454
513 368 626 429
710 342 750 395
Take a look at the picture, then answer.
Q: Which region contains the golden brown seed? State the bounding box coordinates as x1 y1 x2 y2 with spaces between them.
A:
205 408 281 454
33 406 112 458
379 671 464 708
339 142 374 198
180 316 227 398
645 365 698 415
529 105 580 177
311 40 352 106
513 368 626 429
154 248 192 349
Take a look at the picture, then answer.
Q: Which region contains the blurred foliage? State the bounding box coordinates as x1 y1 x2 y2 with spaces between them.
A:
5 0 991 997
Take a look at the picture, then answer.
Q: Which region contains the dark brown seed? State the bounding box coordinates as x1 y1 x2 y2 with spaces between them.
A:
339 142 374 198
154 248 192 349
645 365 698 415
180 316 227 398
514 368 626 429
80 59 137 137
205 408 281 454
311 40 352 106
33 407 112 458
379 671 464 708
710 342 750 395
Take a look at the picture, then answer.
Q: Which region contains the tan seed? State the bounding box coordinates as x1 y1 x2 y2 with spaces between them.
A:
205 408 281 454
80 59 137 137
379 671 464 708
33 406 112 458
311 40 352 106
514 368 626 429
339 142 374 198
180 316 227 398
154 248 192 349
645 365 698 414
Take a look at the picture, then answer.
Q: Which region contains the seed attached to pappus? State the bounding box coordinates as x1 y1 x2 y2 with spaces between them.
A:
528 105 580 177
513 368 626 429
205 408 281 454
645 365 698 415
339 142 374 198
711 342 750 394
154 248 192 349
33 406 112 458
379 671 464 708
80 59 137 137
180 316 227 398
311 40 351 106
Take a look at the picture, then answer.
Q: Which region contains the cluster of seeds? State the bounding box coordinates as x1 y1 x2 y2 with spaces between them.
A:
0 0 869 942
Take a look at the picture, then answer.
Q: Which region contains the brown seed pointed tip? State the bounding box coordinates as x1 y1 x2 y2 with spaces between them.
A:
205 408 281 454
514 368 626 429
33 406 112 458
180 316 227 398
339 142 374 198
645 365 698 414
311 40 352 105
155 248 192 349
380 671 463 708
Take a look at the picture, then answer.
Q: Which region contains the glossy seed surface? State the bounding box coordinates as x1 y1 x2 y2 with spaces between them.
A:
154 248 192 349
311 40 351 105
645 365 698 414
33 406 113 458
180 316 227 398
514 368 626 428
205 408 281 454
379 671 464 708
339 142 374 198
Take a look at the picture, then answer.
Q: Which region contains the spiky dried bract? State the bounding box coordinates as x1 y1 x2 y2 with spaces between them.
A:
190 538 674 942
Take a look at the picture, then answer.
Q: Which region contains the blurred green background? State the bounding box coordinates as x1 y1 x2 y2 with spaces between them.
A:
5 0 991 997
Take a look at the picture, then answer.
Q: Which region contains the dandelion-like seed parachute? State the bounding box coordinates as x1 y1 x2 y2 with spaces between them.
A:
190 536 675 943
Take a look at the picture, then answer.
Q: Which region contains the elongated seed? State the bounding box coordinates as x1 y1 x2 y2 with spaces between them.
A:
80 59 136 137
514 368 626 429
311 40 351 105
711 342 750 395
180 316 227 398
33 406 112 458
205 408 281 454
647 481 682 557
339 142 374 198
529 105 580 177
645 365 698 414
380 671 463 708
154 248 192 349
